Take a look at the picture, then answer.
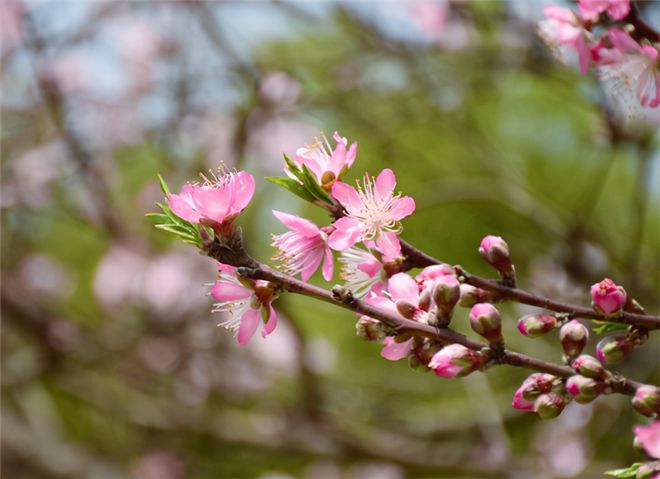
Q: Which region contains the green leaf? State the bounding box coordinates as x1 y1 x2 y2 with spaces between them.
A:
156 202 187 226
592 320 628 335
283 154 304 181
300 164 332 203
157 174 170 196
266 176 316 202
604 463 641 478
145 213 169 223
154 224 197 241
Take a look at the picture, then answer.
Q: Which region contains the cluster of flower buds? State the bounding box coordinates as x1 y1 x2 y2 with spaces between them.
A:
511 373 570 419
538 0 660 113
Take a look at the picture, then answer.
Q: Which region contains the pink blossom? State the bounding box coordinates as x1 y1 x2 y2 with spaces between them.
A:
599 29 660 109
428 344 482 378
289 131 357 189
271 210 333 281
167 170 255 231
211 263 277 345
578 0 630 21
634 422 660 459
590 277 627 315
538 4 592 74
380 336 414 361
329 168 415 252
364 273 428 361
339 247 387 298
415 263 454 291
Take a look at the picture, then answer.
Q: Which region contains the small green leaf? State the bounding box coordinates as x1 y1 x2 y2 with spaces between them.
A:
157 174 170 196
145 213 169 223
592 320 628 335
266 176 316 202
283 154 304 181
300 164 332 203
604 463 641 478
155 224 197 241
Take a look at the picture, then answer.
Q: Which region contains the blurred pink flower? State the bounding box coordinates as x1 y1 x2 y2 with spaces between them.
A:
329 168 415 252
211 263 278 345
634 422 660 459
132 451 184 479
0 0 23 59
599 29 660 109
167 170 255 231
259 71 301 105
578 0 630 20
538 4 592 74
271 210 333 281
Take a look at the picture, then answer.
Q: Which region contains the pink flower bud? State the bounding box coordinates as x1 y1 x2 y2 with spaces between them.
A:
559 320 589 357
517 314 558 338
635 461 660 479
458 284 494 308
469 303 502 343
596 335 634 364
478 235 514 275
356 316 388 342
429 344 482 379
432 275 460 312
632 385 660 418
566 375 605 404
590 278 627 316
512 373 557 411
572 354 610 379
534 393 568 419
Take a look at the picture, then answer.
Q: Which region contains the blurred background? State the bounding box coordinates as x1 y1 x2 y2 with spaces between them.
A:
2 1 659 478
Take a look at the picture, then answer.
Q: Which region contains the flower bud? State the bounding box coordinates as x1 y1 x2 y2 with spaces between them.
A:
534 393 567 419
571 354 609 379
356 316 387 342
512 373 557 411
559 320 589 357
636 461 660 479
596 335 634 364
517 314 558 338
432 275 460 312
566 375 605 404
469 303 503 343
409 340 441 372
478 235 514 275
395 300 417 319
632 385 660 418
458 284 494 308
428 344 482 379
591 278 627 316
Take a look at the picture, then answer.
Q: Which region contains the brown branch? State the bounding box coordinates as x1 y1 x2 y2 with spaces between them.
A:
396 240 660 329
204 240 641 396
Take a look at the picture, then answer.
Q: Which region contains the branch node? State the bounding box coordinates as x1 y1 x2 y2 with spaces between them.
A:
331 285 355 305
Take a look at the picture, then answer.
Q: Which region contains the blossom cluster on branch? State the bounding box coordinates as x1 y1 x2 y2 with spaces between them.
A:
151 129 659 478
538 0 660 114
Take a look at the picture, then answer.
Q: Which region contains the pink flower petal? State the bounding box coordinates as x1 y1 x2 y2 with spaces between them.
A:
327 217 365 251
389 196 416 221
346 142 358 167
322 247 334 281
300 249 324 281
193 186 232 223
375 168 396 200
365 295 399 317
272 210 320 238
607 1 630 20
232 171 256 212
237 308 261 345
167 184 202 223
375 231 401 262
329 138 347 174
210 282 252 301
331 181 362 214
380 337 413 361
608 28 639 53
388 273 419 305
262 305 278 337
635 422 660 459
